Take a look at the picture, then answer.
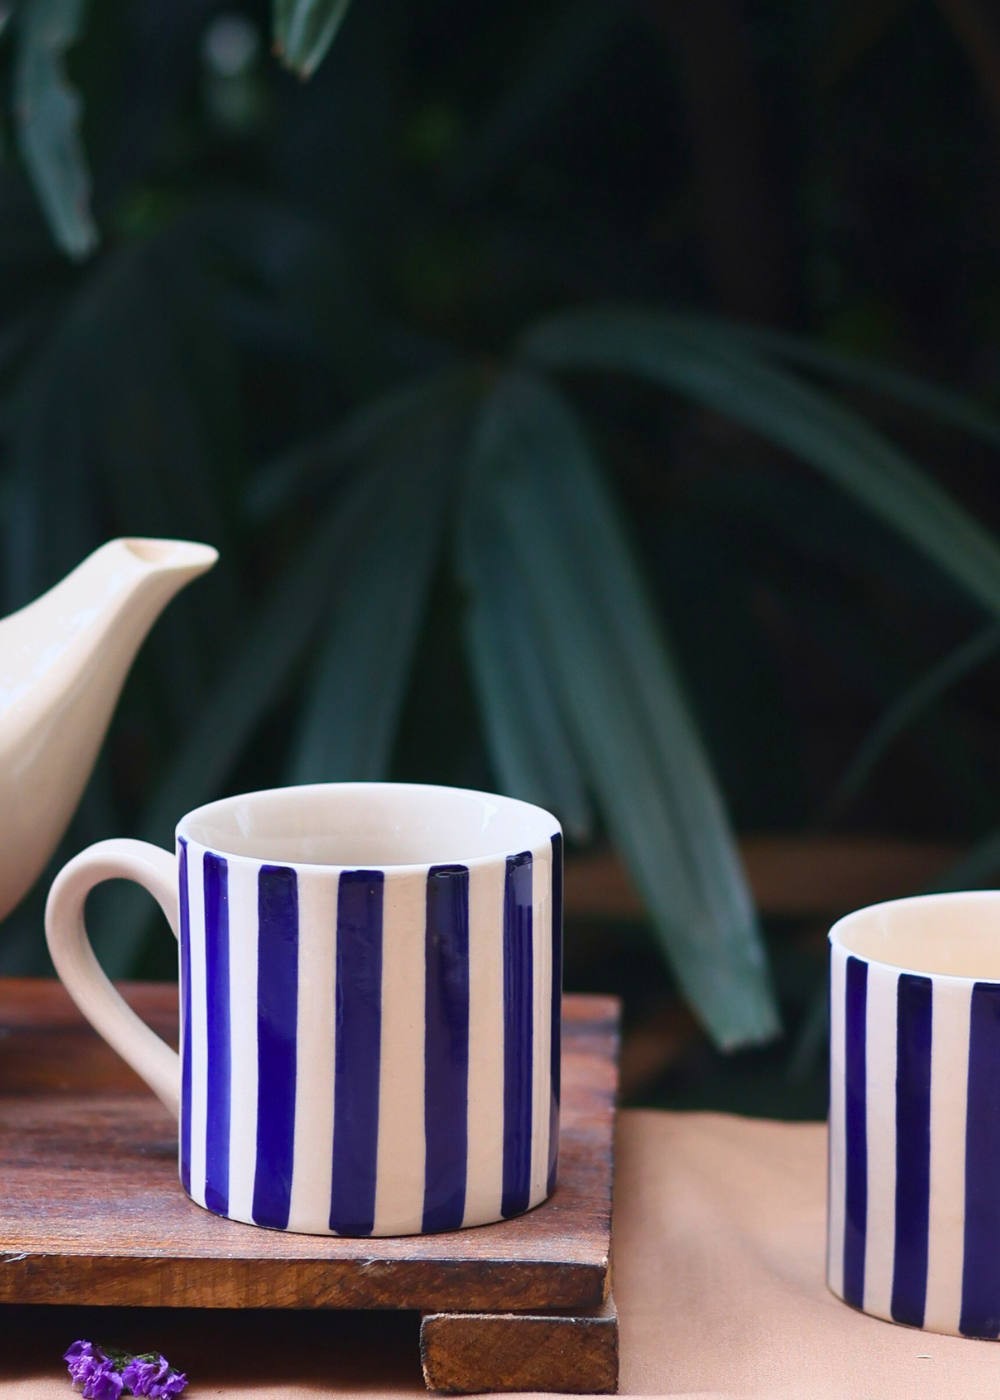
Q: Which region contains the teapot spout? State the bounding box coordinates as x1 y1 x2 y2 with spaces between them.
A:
0 538 217 923
113 538 217 573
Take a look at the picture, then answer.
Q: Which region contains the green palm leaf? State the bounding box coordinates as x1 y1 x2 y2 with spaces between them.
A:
289 408 461 782
247 371 466 521
458 460 594 842
693 317 1000 453
273 0 352 77
471 370 778 1049
524 308 1000 619
14 0 97 259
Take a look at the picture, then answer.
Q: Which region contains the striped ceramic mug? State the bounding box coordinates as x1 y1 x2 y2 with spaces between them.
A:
45 782 563 1237
828 890 1000 1337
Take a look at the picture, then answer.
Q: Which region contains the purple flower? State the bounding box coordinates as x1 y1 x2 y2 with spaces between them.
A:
81 1361 124 1400
64 1342 105 1389
64 1341 97 1376
149 1373 186 1400
121 1356 186 1398
120 1358 168 1397
65 1344 185 1400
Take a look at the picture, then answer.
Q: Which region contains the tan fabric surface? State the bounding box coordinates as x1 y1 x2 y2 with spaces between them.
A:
614 1110 998 1397
2 1110 997 1398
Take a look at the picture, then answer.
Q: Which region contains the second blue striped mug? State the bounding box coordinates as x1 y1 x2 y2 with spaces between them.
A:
828 890 1000 1337
45 782 563 1237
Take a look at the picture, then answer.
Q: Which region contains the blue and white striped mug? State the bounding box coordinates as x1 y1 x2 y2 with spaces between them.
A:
828 890 1000 1337
45 782 563 1237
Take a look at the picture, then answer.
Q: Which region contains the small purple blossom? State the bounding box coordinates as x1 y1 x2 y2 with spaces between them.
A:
121 1354 186 1400
149 1373 187 1400
120 1358 168 1397
64 1342 104 1390
82 1361 124 1400
65 1345 186 1400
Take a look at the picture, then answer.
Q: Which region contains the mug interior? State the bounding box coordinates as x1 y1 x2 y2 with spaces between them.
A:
831 890 1000 978
178 782 558 866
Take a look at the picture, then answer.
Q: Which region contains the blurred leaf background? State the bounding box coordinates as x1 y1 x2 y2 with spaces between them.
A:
3 0 1000 1115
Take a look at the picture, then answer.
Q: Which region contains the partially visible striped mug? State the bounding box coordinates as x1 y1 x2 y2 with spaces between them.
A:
828 890 1000 1337
45 782 563 1237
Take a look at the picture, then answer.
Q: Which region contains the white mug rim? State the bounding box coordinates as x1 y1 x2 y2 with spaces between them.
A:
829 888 1000 984
175 780 561 871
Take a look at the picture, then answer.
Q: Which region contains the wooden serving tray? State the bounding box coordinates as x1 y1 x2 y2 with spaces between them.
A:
0 980 619 1393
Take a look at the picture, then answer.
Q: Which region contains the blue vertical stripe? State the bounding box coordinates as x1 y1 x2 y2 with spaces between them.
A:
423 864 470 1233
548 833 563 1198
178 838 192 1196
843 955 868 1310
203 852 231 1217
330 870 384 1236
961 981 1000 1337
253 865 299 1230
502 851 534 1220
891 973 932 1327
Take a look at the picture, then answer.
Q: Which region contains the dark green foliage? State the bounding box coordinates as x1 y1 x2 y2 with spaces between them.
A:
2 0 1000 1088
13 0 98 260
274 0 354 77
464 372 778 1046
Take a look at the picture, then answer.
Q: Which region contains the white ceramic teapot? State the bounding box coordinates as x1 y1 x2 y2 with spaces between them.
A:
0 537 216 921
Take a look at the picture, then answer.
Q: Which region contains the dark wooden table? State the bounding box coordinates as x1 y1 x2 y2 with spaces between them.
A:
0 980 619 1393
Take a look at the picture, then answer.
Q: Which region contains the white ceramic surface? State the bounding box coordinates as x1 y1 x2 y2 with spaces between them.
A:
45 782 564 1237
828 891 1000 1338
0 537 216 922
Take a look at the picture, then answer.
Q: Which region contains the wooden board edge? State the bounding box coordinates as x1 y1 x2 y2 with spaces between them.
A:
0 1255 611 1313
420 1294 619 1394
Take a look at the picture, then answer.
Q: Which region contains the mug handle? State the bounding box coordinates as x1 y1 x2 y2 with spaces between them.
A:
45 838 180 1119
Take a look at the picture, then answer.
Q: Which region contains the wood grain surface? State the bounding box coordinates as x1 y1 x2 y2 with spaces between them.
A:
0 980 618 1313
420 1295 619 1393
